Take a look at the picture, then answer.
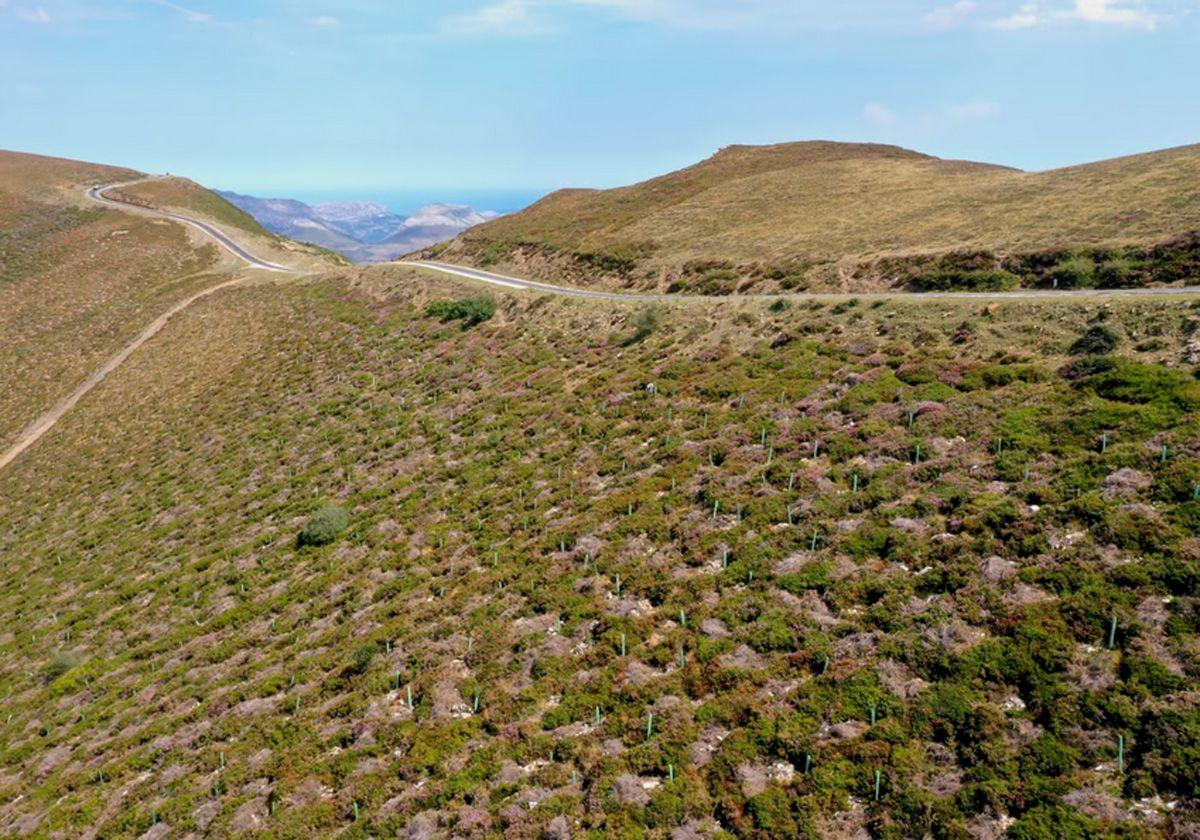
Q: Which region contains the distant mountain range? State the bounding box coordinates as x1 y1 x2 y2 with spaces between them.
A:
216 190 500 263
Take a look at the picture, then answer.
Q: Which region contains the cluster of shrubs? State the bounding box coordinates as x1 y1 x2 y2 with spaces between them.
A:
425 296 496 327
868 232 1200 291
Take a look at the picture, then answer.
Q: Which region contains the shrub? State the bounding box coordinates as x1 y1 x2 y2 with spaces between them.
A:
43 650 82 684
1069 325 1120 356
917 269 1020 292
620 306 660 347
1096 256 1142 287
346 644 377 676
1046 256 1097 288
426 296 496 327
297 503 349 548
477 242 506 266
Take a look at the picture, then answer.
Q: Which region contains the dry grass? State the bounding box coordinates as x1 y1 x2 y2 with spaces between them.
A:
436 141 1200 292
0 153 222 451
110 178 349 272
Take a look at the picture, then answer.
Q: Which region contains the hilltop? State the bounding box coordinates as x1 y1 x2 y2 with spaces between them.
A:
422 141 1200 294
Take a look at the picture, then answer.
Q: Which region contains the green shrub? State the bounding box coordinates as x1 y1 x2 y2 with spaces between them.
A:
777 561 831 594
478 242 506 266
1069 325 1120 356
346 644 377 676
43 650 82 684
297 502 349 548
1087 360 1200 408
620 306 660 347
918 269 1020 292
1096 256 1142 287
1046 256 1097 288
426 296 496 327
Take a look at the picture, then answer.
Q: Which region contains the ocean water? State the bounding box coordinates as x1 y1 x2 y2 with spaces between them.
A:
282 188 550 217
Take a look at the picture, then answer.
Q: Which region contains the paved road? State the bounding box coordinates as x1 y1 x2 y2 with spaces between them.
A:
87 179 299 273
1 180 299 473
406 259 1200 301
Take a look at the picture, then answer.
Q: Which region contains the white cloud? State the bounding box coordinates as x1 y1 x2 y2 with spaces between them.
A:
949 99 1002 119
922 0 978 30
990 0 1166 29
15 6 52 22
444 0 1174 37
310 15 340 27
863 103 898 125
990 1 1042 27
445 0 546 35
1072 0 1162 27
150 0 214 24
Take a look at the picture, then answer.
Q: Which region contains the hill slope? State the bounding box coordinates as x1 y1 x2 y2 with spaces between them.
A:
2 253 1200 835
0 151 225 453
423 141 1200 294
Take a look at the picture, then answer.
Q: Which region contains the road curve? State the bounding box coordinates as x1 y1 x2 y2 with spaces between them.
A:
1 180 299 473
87 179 299 273
406 259 1200 302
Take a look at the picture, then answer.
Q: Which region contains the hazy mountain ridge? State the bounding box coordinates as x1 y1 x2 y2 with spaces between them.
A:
217 190 501 262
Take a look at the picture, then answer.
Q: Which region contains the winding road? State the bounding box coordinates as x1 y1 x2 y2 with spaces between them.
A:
0 180 302 472
87 180 298 273
405 259 1200 301
3 179 1199 474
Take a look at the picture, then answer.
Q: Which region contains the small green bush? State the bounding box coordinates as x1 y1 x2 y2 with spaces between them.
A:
426 296 496 327
918 269 1020 292
1046 256 1097 288
297 503 349 548
43 650 82 684
1096 256 1142 287
620 306 660 346
1069 325 1120 356
346 644 377 676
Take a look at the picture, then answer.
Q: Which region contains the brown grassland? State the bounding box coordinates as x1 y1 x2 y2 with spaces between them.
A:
427 141 1200 294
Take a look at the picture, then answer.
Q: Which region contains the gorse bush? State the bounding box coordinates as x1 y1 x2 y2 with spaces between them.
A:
1069 325 1120 356
42 650 82 684
297 502 349 548
1046 255 1097 288
620 306 661 347
426 296 496 327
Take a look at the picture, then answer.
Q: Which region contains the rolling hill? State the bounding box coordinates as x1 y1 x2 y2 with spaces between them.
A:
2 150 1200 838
422 141 1200 294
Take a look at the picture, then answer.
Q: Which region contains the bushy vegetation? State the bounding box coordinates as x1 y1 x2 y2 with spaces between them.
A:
1 269 1198 837
425 295 497 326
1071 324 1122 355
296 502 349 547
619 305 660 346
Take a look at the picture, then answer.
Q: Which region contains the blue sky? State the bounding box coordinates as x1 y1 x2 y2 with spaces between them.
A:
1 0 1197 199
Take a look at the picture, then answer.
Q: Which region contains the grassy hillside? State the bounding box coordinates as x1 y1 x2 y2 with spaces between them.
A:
108 178 277 239
2 263 1198 837
426 141 1200 294
0 151 222 452
109 177 350 270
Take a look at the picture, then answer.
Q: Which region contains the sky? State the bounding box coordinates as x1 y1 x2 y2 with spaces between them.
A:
2 0 1198 202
